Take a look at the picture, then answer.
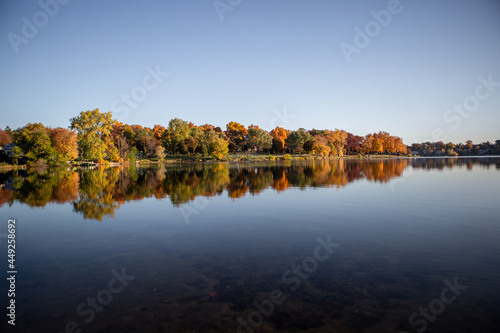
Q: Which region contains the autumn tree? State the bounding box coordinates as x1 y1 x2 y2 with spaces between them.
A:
346 133 363 155
371 137 384 154
49 127 78 163
361 135 373 154
70 109 117 161
135 128 158 157
362 133 384 154
114 135 130 160
312 134 331 156
270 126 289 140
269 126 289 154
110 123 129 160
152 125 165 141
210 135 229 160
225 121 247 152
0 129 11 146
271 137 286 154
199 124 215 132
393 137 407 154
122 124 136 146
325 129 347 157
227 121 247 134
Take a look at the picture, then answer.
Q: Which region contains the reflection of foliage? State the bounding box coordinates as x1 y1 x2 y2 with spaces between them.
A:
163 164 230 205
1 168 79 207
361 159 407 183
73 167 119 221
3 158 495 220
0 188 13 207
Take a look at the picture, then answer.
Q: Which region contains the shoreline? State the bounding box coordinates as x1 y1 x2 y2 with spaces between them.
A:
2 154 500 171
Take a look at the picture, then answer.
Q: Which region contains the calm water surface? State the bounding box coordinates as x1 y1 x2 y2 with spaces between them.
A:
1 158 499 332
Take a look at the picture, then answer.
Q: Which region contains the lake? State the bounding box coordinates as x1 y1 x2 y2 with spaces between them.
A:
1 157 499 333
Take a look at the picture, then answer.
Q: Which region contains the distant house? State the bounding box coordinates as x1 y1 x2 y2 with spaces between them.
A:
1 143 17 157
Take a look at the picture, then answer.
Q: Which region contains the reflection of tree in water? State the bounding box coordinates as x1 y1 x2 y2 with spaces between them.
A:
3 158 496 220
360 159 408 183
0 168 79 208
410 157 500 170
0 187 14 207
73 167 120 221
164 164 229 205
272 169 289 192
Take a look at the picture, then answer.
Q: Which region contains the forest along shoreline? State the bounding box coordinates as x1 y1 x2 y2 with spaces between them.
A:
1 109 499 170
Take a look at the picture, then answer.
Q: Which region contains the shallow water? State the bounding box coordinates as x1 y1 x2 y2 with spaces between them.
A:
1 157 499 332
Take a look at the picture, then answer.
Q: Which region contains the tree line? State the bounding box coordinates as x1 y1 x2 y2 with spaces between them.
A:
409 140 500 157
0 108 497 166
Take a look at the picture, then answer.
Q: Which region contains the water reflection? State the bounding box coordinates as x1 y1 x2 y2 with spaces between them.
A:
1 158 498 220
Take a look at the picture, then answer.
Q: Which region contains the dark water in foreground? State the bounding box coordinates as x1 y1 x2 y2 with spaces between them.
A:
1 158 499 332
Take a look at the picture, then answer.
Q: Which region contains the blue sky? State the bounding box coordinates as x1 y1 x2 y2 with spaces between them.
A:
1 0 499 144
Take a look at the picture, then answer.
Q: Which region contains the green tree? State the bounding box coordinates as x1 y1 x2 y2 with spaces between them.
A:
246 125 271 152
303 139 314 153
162 118 191 153
286 128 312 153
14 123 56 164
198 130 228 158
70 109 117 161
11 146 23 165
128 146 139 163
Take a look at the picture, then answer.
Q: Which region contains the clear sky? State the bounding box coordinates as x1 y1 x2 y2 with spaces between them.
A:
1 0 499 144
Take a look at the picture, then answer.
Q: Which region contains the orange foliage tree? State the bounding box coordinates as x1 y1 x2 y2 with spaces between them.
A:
50 127 79 163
